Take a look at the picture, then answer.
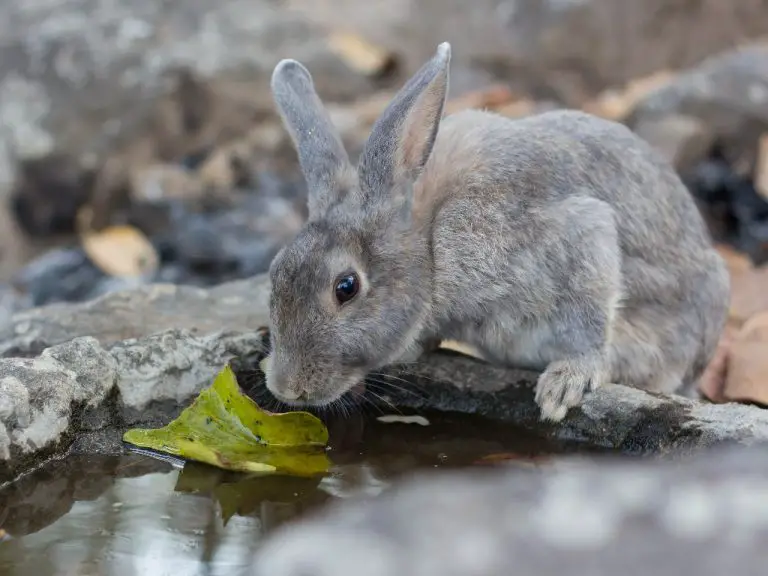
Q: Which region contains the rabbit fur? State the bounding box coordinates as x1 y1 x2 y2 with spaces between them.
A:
263 42 730 422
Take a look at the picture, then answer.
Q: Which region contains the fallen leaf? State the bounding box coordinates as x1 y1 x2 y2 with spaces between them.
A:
327 32 396 77
754 134 768 201
80 224 160 278
376 414 430 426
723 312 768 405
123 365 332 476
438 340 485 360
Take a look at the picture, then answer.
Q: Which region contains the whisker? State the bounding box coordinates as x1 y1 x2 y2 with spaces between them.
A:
363 389 402 414
366 375 427 399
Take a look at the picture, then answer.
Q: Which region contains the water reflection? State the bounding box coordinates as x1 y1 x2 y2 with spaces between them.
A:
0 409 609 575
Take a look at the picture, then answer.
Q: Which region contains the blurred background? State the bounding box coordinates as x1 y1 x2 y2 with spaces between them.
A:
0 0 767 401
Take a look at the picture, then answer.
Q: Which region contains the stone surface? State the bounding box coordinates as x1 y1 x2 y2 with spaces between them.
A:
370 352 768 454
250 444 768 576
291 0 768 106
0 274 271 357
627 44 768 175
0 0 376 182
3 274 768 486
0 326 264 483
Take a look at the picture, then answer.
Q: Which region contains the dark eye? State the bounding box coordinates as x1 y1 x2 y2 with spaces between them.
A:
334 272 360 304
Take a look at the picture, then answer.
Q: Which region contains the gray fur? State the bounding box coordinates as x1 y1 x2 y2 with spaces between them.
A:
265 42 730 422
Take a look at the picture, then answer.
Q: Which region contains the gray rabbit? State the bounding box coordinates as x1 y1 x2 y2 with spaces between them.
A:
263 42 730 422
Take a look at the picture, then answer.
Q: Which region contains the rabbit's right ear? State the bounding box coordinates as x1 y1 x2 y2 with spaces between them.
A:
271 59 353 217
357 43 451 208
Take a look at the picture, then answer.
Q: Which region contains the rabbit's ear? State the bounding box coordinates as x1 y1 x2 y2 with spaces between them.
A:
271 59 353 217
358 42 451 200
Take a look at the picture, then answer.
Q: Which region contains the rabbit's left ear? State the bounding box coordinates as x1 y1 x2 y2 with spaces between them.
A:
358 42 451 197
271 58 353 217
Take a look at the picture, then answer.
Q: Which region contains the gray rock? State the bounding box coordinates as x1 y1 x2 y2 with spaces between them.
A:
377 352 768 453
0 0 376 186
112 328 264 422
0 337 115 462
626 44 768 173
250 444 768 576
0 326 264 483
291 0 768 105
0 274 270 357
3 273 768 486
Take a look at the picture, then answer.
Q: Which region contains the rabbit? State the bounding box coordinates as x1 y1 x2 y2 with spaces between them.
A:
262 41 730 423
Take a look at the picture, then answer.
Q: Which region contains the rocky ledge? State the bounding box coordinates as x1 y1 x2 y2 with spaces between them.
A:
2 274 768 485
250 443 768 576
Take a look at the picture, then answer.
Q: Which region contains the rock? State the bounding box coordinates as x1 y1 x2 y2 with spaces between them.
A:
685 152 768 264
0 275 270 357
8 153 94 238
0 337 116 464
0 326 264 482
250 444 768 576
631 114 716 174
290 0 768 106
627 44 768 175
0 0 380 190
3 274 768 486
111 328 265 423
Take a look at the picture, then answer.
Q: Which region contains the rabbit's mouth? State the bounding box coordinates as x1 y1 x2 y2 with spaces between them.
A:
349 381 366 398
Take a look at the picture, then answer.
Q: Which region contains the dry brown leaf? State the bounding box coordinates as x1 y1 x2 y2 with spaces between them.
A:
81 225 159 278
753 134 768 200
327 33 396 77
723 312 768 405
582 70 675 121
438 340 485 360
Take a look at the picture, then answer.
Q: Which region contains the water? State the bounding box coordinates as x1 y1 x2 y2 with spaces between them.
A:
0 409 609 575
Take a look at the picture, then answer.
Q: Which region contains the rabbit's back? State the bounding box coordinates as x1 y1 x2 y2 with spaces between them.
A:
422 109 710 261
420 108 729 391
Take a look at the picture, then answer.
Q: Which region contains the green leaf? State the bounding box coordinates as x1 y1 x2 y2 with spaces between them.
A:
174 462 327 524
123 364 331 476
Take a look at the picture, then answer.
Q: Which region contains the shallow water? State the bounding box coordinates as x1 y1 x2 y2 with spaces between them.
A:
0 409 611 575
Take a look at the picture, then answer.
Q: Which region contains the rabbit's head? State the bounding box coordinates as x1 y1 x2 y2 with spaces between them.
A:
263 43 451 407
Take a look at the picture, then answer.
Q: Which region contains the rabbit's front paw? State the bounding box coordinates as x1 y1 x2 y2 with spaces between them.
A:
534 357 603 422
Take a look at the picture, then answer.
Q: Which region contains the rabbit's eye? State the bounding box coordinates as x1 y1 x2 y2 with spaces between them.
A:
334 272 360 304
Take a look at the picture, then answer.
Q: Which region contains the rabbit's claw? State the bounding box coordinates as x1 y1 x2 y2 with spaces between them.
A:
534 358 602 423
